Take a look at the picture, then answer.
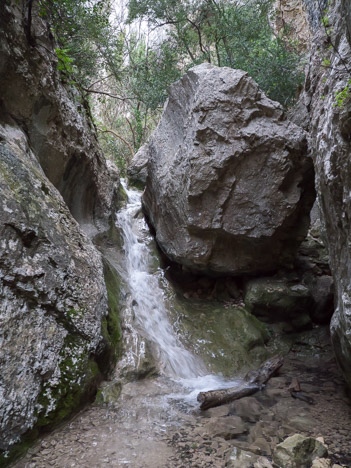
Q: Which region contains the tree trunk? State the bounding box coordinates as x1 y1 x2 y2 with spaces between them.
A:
197 355 284 411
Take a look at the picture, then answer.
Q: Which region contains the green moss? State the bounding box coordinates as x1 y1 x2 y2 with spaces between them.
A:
174 298 270 376
66 307 84 319
35 335 100 429
0 346 101 467
0 430 39 468
127 178 145 191
99 259 122 372
116 182 128 210
244 278 314 325
95 381 122 405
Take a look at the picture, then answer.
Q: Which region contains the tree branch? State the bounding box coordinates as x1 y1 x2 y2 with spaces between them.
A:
87 74 114 90
97 128 134 161
81 87 135 102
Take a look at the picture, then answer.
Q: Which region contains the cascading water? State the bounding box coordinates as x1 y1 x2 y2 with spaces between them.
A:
116 181 207 380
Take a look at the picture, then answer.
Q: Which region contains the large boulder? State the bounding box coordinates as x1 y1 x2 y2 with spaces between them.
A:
142 63 315 275
244 278 314 329
0 122 118 454
127 143 150 188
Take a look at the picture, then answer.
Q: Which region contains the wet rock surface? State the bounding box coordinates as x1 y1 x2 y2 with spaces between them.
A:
12 328 351 468
142 63 315 275
0 123 111 453
172 300 270 377
244 278 313 327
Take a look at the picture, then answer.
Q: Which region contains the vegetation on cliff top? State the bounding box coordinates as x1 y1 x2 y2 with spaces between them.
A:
32 0 304 171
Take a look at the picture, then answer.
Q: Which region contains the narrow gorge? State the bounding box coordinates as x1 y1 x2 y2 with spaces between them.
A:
1 0 351 467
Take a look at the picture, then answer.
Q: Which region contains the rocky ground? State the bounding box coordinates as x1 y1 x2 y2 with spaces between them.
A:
11 326 351 468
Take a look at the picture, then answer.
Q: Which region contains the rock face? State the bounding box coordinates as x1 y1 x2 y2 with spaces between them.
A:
127 143 149 188
0 2 119 234
142 63 315 275
294 0 351 390
275 0 311 49
0 1 121 459
244 278 314 329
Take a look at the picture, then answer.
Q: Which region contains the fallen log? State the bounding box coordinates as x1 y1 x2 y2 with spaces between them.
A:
197 355 284 411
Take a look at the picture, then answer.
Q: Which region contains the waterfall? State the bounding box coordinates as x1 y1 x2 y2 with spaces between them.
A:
116 181 207 380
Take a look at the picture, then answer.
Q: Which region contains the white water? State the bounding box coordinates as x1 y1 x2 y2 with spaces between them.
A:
116 181 208 380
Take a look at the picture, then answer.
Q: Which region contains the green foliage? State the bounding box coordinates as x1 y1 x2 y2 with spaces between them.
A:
99 133 128 176
32 0 306 174
335 80 351 107
55 48 74 74
318 2 351 107
134 107 143 151
128 38 182 111
128 0 304 107
38 0 114 85
321 15 330 27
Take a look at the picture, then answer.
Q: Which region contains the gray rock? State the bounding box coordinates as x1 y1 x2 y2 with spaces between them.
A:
0 3 120 235
229 397 263 423
0 1 121 457
297 0 351 389
127 143 150 188
311 459 332 468
198 416 247 440
308 275 334 324
0 123 108 450
142 63 315 275
244 277 314 327
273 434 328 468
344 1 351 46
226 448 259 468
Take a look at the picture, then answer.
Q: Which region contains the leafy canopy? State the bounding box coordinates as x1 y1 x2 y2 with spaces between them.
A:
30 0 305 170
128 0 304 107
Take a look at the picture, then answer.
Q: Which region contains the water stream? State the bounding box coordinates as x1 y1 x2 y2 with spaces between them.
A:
116 182 206 380
115 181 240 402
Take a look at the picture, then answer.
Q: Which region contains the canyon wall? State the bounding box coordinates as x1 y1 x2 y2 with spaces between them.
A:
291 0 351 388
0 1 121 460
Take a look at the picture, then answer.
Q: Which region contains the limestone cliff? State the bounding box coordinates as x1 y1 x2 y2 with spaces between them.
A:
0 1 121 461
0 2 119 234
291 0 351 389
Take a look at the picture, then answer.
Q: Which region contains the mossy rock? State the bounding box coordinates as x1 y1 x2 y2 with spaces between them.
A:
95 382 122 405
116 182 128 210
127 178 146 191
99 259 123 373
0 261 123 467
0 431 39 468
273 434 328 468
244 278 314 328
0 337 101 467
35 335 101 429
173 298 270 376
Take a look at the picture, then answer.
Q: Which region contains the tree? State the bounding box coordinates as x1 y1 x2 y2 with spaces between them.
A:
25 0 305 173
128 0 304 107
